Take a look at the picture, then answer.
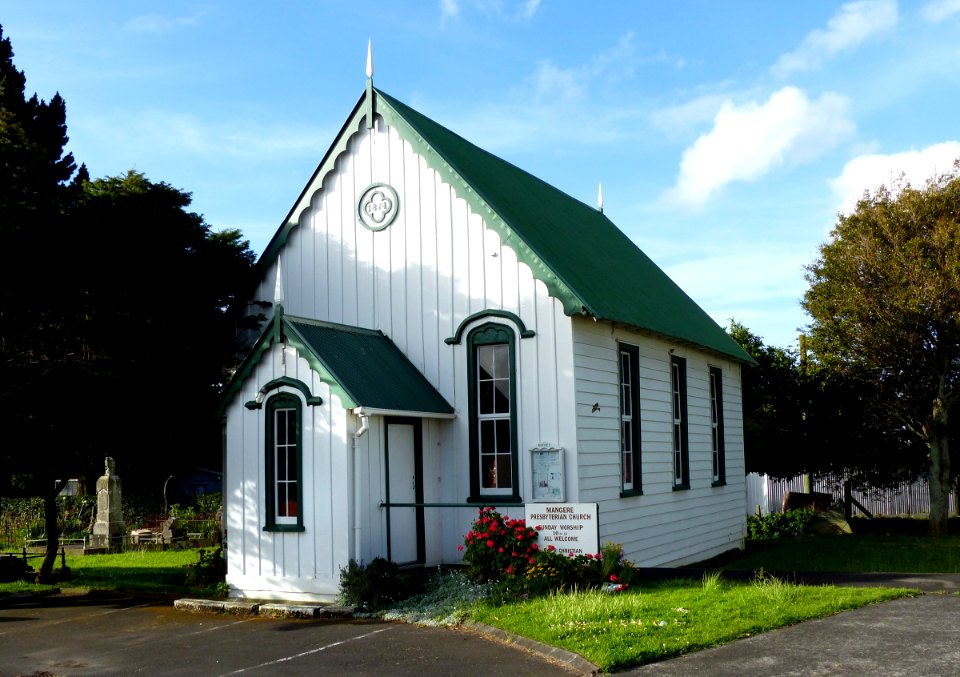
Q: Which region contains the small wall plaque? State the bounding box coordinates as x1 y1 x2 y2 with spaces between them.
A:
358 183 400 231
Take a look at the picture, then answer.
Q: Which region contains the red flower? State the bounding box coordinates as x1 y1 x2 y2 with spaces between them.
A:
530 543 539 551
528 557 535 564
498 547 504 553
585 553 593 560
486 539 495 548
547 545 556 552
457 544 464 551
609 574 618 582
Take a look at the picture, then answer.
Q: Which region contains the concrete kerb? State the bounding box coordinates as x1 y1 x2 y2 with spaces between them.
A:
464 621 600 675
173 597 356 619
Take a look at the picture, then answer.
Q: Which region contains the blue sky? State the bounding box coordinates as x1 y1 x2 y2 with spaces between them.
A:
5 1 960 349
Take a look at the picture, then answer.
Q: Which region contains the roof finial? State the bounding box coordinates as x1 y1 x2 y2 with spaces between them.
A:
597 182 604 213
365 40 375 129
274 259 284 306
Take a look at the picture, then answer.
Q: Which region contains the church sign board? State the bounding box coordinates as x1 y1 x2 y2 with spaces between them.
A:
525 503 599 557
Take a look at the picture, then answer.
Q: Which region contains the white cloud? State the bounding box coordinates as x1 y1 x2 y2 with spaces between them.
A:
439 0 460 21
921 0 960 22
80 110 330 163
772 0 898 76
666 87 854 205
124 13 202 33
830 142 960 214
666 248 813 347
651 93 731 137
525 32 635 104
444 0 541 22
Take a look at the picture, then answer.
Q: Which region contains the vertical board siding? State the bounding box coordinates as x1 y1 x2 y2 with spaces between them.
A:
572 316 747 567
238 116 577 580
224 342 348 601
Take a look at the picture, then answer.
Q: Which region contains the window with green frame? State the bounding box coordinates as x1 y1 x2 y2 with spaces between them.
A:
671 355 690 490
619 343 642 496
709 366 726 486
467 323 520 503
264 392 304 531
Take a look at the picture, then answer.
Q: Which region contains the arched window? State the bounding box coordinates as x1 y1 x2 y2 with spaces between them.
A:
467 323 520 503
264 392 304 531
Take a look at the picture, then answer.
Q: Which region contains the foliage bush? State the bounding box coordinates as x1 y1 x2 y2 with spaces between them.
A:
183 547 226 588
338 557 403 611
747 509 815 539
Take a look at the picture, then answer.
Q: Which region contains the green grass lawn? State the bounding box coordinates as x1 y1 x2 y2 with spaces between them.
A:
471 575 913 672
718 534 960 573
0 548 202 596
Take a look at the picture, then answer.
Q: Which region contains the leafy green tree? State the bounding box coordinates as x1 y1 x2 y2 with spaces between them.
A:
803 164 960 535
0 23 85 581
727 322 806 477
1 24 257 578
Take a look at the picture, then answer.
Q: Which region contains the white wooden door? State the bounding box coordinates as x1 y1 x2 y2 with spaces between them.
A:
386 419 424 564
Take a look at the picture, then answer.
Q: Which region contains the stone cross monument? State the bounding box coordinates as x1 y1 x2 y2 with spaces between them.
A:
92 457 125 548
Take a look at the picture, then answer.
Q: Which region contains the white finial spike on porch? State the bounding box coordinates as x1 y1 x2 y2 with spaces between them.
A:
366 39 374 79
597 182 604 212
274 259 284 306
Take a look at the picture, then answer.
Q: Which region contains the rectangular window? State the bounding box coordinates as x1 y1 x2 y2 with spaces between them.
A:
619 343 641 495
671 355 689 489
273 407 298 523
265 393 304 531
477 344 512 492
709 366 726 485
468 323 520 502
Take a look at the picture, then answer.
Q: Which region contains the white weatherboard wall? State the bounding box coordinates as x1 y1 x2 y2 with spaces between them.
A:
225 342 351 602
573 317 746 566
233 114 580 596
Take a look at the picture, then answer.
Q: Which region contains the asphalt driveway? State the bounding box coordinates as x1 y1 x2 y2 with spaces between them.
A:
2 578 958 676
0 592 577 676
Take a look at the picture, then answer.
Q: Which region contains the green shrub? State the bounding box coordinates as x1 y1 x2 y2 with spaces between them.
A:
183 547 226 587
338 557 402 611
747 509 815 539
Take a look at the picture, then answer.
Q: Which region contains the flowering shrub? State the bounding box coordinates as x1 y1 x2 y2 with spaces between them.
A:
460 507 638 596
460 507 540 582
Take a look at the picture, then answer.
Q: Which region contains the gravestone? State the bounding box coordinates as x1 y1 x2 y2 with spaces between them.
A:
91 457 125 549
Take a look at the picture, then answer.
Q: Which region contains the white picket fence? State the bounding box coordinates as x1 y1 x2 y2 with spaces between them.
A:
745 472 956 517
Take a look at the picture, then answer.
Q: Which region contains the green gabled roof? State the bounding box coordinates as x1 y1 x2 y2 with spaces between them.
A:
283 316 455 415
219 309 455 415
375 89 752 364
257 86 752 364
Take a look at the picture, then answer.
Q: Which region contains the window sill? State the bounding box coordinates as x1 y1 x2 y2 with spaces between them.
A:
263 524 305 533
711 480 727 488
467 494 523 505
619 489 643 498
672 484 690 492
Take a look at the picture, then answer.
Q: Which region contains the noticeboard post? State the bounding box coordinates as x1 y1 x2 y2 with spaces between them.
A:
530 445 564 502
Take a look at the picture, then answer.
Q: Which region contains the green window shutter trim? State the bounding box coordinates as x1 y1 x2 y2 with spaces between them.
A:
245 376 323 410
445 309 536 345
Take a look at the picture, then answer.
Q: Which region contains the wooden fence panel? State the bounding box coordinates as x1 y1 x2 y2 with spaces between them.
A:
746 472 956 517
